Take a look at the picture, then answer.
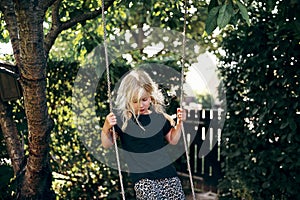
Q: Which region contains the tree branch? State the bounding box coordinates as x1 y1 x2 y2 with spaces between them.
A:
41 0 58 12
51 0 62 27
44 0 115 55
0 99 24 175
0 0 21 67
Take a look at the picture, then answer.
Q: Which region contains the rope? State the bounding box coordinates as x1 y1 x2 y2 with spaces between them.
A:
101 1 126 199
180 0 196 200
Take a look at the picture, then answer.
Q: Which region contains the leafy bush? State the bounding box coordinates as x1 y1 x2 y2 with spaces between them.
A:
218 1 300 199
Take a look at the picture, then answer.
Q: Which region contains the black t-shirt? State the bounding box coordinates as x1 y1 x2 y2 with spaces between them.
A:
115 111 178 184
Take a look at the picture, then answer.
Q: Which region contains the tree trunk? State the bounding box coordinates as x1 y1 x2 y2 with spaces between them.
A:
14 2 54 199
0 99 24 175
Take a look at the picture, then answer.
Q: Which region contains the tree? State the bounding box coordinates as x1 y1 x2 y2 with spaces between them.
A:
218 0 300 199
0 0 250 199
0 0 114 198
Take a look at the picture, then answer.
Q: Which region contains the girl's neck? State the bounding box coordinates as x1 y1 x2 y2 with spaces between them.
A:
136 110 152 115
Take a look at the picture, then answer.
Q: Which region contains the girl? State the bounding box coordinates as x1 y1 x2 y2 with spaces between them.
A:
101 69 186 199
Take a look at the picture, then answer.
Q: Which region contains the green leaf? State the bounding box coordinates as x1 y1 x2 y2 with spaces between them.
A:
252 107 259 115
267 0 276 11
288 118 297 131
208 0 219 12
217 4 232 29
205 6 220 35
232 150 241 157
236 0 250 26
262 182 270 188
280 121 289 129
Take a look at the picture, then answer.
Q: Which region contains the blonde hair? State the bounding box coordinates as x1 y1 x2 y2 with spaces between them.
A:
115 69 174 131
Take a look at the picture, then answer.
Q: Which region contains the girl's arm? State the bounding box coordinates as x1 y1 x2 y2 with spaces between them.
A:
165 108 186 145
101 112 118 148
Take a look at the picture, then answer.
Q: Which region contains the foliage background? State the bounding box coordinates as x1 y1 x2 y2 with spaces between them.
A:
217 1 300 199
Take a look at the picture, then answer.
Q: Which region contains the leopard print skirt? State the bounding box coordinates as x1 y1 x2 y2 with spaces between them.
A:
134 177 185 200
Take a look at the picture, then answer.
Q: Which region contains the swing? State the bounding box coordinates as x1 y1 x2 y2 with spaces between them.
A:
101 0 196 199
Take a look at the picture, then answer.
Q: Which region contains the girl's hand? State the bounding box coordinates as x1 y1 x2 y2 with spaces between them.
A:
105 112 117 128
103 112 117 135
165 108 186 145
177 108 186 123
101 112 118 148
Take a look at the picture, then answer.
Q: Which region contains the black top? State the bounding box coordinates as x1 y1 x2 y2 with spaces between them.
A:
115 111 178 184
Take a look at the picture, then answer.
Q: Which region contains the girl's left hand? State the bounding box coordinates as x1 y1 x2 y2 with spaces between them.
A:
177 108 186 123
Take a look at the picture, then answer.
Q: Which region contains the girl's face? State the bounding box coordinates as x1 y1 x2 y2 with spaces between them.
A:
132 92 151 115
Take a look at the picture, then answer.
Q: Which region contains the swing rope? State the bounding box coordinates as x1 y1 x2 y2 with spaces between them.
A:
180 0 196 200
101 1 126 200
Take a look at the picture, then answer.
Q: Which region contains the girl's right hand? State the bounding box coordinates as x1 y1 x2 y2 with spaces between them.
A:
102 112 118 148
104 112 117 130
